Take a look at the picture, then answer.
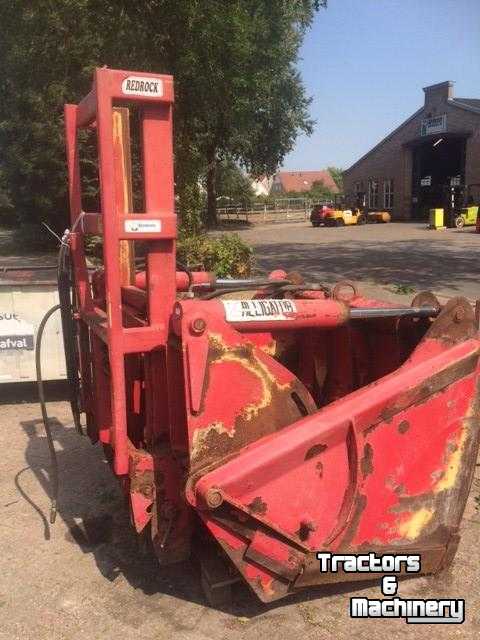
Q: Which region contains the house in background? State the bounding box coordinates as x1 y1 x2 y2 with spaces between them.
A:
250 175 273 197
271 170 339 195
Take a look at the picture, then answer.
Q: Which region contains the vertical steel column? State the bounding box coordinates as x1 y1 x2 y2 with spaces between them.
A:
142 104 176 442
142 105 176 332
95 69 129 474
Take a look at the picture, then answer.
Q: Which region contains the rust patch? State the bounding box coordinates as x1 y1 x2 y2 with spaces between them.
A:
434 425 467 493
374 352 478 427
296 521 317 542
192 421 235 459
247 496 268 515
190 335 317 472
130 468 155 497
304 443 327 460
398 420 410 434
411 291 441 314
387 389 480 547
360 443 374 478
390 491 436 515
128 442 161 487
422 297 477 345
339 493 367 549
258 340 277 357
364 422 380 436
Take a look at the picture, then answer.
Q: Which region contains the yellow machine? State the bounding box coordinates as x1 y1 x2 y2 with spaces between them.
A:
454 183 480 228
323 193 391 227
324 207 391 227
323 207 365 226
428 208 446 230
367 210 391 223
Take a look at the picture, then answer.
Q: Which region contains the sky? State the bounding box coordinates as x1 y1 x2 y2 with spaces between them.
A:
283 0 480 171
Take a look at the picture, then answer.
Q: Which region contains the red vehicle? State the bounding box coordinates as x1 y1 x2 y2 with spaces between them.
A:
310 203 334 227
37 68 480 606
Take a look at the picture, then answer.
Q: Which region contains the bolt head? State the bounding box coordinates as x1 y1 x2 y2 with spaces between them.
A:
205 488 223 509
191 317 206 335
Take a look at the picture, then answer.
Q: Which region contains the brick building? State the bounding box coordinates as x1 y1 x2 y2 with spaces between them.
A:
343 82 480 220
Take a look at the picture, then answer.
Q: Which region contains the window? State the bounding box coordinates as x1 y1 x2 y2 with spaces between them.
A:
354 181 365 206
368 179 378 208
383 179 394 208
354 181 362 194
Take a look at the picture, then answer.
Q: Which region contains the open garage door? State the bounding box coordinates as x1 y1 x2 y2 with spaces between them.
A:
411 135 467 220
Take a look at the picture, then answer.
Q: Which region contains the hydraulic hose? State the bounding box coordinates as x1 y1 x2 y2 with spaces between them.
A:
57 241 83 436
36 228 84 525
35 303 61 524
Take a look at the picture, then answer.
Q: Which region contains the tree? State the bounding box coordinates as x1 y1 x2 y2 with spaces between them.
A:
214 159 254 207
328 166 344 192
0 1 136 236
0 1 326 238
166 1 326 225
0 167 13 225
309 179 334 200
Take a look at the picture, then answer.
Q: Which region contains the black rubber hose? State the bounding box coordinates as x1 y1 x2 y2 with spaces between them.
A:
57 242 83 436
201 280 294 300
35 303 61 524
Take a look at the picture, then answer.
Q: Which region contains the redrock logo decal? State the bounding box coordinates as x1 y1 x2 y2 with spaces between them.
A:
121 76 163 97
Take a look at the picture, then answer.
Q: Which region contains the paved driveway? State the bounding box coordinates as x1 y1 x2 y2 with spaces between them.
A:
236 221 479 304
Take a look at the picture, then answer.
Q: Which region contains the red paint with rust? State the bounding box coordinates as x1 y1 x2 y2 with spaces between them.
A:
64 68 480 604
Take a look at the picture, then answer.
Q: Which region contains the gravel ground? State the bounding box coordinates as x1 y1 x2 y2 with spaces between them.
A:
0 400 479 639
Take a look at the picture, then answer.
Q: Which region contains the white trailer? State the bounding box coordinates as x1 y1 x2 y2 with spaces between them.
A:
0 267 66 384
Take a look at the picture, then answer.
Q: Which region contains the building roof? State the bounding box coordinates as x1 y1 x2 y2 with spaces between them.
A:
452 98 480 114
344 84 480 174
274 170 339 193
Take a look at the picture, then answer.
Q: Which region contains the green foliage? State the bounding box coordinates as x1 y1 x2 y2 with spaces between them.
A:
391 283 416 295
177 232 253 278
84 229 253 278
309 179 334 200
0 167 14 226
327 166 344 192
214 159 255 207
177 182 205 236
0 0 324 240
83 234 103 261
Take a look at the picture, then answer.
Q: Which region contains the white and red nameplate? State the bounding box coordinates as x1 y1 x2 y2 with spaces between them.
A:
222 299 297 322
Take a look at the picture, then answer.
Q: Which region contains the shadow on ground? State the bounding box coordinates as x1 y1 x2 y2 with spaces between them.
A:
15 412 387 618
253 236 478 295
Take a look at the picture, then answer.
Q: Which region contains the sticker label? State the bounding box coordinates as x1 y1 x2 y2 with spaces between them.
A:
124 219 162 234
0 314 34 350
223 299 297 322
121 76 163 97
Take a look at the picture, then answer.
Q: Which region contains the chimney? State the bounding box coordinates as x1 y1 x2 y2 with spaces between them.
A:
423 81 454 109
